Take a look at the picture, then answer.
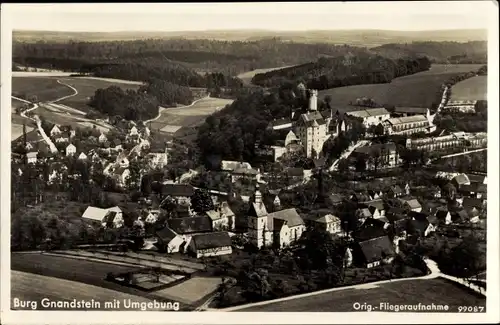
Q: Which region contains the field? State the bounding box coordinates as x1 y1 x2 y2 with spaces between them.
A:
318 64 483 110
148 96 234 138
12 77 74 102
11 252 206 310
11 124 34 141
11 271 163 311
238 278 486 312
237 66 291 85
449 75 487 101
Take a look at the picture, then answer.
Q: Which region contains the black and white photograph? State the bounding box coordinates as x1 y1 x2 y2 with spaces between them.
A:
1 2 498 324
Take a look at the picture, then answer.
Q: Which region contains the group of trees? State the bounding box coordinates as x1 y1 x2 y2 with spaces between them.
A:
89 78 194 121
251 54 431 89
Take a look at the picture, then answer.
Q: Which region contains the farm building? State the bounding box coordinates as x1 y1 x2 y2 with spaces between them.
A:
188 232 233 258
82 206 124 228
346 107 391 127
353 235 395 268
383 115 435 135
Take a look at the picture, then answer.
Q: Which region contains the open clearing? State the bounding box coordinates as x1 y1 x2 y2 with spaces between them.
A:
318 64 483 110
11 271 169 311
449 75 487 101
238 278 485 312
148 97 233 136
237 66 292 86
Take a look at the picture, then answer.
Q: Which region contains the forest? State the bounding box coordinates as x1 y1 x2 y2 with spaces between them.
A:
12 38 368 78
370 41 487 64
251 55 432 89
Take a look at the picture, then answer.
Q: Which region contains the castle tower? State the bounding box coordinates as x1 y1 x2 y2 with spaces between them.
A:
309 90 318 111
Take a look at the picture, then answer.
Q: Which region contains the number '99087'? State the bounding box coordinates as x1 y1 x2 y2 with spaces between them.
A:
458 306 485 313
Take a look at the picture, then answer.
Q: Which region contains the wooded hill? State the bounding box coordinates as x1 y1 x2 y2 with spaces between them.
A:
251 54 432 89
370 41 487 64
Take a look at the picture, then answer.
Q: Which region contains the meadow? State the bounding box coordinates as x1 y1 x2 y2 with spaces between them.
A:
239 278 486 312
11 271 162 311
318 64 483 111
237 66 291 86
12 77 74 102
148 96 234 137
449 75 487 101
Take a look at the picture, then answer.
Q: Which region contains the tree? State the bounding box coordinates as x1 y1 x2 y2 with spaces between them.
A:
191 188 215 214
337 158 350 174
442 183 457 201
354 155 366 172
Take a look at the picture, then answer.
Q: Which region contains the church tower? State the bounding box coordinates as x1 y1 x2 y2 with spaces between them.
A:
247 187 270 248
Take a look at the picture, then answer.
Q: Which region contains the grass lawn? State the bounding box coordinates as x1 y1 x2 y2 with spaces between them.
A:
318 64 483 110
449 75 487 101
11 124 34 141
12 77 74 102
11 270 161 310
238 278 485 312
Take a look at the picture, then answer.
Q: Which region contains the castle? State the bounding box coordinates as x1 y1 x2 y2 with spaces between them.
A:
267 88 348 159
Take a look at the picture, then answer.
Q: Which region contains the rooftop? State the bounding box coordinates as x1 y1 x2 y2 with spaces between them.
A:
191 232 232 250
346 107 390 118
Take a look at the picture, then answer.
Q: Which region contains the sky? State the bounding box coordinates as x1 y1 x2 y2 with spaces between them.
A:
2 2 494 32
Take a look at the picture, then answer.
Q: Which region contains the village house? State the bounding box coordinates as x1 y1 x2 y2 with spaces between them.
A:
77 152 88 160
303 213 342 236
146 143 169 169
407 218 435 238
284 167 305 184
161 184 195 205
155 227 186 253
26 151 38 164
221 160 253 172
328 193 344 206
452 173 471 188
435 209 452 225
247 188 306 249
188 232 233 258
113 167 130 187
50 124 62 137
459 183 487 199
351 142 399 170
205 202 236 231
388 184 404 198
366 200 386 217
353 235 395 268
55 136 69 143
400 198 422 213
143 209 160 224
129 126 139 136
231 167 260 183
98 133 108 143
385 209 408 236
467 174 487 185
452 209 479 224
65 143 76 156
355 208 372 225
346 107 391 128
81 206 124 228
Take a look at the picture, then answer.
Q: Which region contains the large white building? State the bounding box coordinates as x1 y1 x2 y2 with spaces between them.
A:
383 115 436 135
406 132 488 151
346 108 391 127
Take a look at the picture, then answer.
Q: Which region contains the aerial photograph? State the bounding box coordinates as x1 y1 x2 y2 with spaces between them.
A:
4 2 493 317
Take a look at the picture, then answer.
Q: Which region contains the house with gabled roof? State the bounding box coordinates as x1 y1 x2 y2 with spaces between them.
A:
50 124 62 137
205 202 236 231
188 232 233 258
353 235 395 268
77 152 88 160
401 198 422 213
98 133 108 143
452 173 470 188
155 227 186 253
346 107 391 127
81 206 124 228
435 209 452 225
26 151 38 164
388 185 404 198
302 213 342 236
65 143 76 156
161 184 195 204
356 208 373 224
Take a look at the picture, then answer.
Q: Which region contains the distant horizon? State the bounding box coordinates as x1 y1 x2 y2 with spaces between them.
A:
13 28 489 33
